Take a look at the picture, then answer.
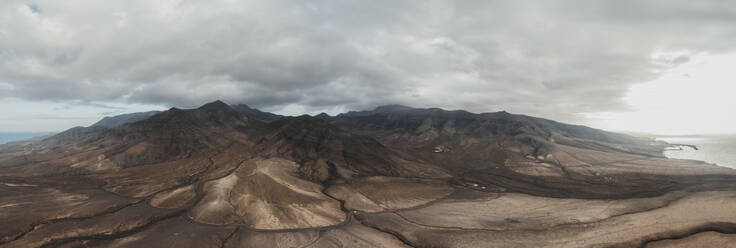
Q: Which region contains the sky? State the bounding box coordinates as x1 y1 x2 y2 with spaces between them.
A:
0 0 735 135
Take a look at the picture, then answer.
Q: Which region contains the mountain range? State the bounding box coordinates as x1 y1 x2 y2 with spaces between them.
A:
1 101 735 247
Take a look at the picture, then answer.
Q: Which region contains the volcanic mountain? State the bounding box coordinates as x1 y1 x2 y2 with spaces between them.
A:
1 101 735 247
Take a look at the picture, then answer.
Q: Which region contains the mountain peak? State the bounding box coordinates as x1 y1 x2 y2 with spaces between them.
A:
373 104 414 112
198 100 231 111
125 100 246 131
315 112 332 121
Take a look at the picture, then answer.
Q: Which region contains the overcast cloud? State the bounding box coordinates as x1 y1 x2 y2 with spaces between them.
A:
1 0 736 129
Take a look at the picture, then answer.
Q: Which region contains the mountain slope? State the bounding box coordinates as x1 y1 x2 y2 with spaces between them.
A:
231 103 284 122
85 103 280 132
321 105 730 198
91 111 162 128
0 101 734 248
330 105 664 155
0 101 452 245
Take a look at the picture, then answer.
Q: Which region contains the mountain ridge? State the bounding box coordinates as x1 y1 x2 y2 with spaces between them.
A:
92 111 162 128
2 100 734 247
86 102 659 150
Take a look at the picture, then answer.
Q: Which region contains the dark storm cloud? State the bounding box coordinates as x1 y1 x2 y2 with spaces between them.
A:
1 0 736 120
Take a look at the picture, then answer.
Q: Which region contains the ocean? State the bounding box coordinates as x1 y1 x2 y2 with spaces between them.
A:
658 134 736 169
0 132 53 145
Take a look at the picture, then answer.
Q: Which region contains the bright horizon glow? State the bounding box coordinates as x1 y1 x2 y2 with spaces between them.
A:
585 52 736 136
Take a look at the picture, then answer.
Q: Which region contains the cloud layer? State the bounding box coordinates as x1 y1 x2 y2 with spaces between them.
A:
2 0 736 120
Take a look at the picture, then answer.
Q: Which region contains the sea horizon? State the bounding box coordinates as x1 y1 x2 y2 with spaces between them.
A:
0 132 55 145
658 134 736 169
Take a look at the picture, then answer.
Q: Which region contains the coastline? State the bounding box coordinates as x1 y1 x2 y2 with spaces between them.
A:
658 136 736 169
667 143 699 150
0 132 54 146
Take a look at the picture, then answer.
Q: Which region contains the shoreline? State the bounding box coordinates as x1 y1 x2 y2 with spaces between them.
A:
668 143 699 150
662 145 735 170
656 136 736 170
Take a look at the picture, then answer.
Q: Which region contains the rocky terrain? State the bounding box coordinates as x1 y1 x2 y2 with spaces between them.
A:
1 101 735 247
